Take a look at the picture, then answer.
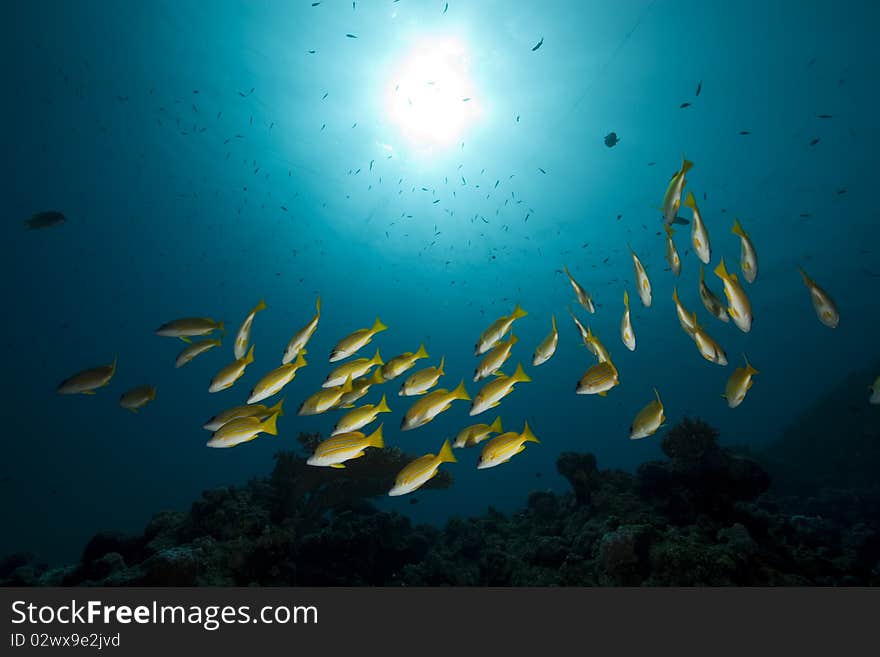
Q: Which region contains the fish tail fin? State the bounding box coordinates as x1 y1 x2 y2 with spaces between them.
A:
797 267 812 286
513 363 532 383
452 380 471 401
438 439 457 464
369 369 385 384
665 224 675 238
295 351 307 368
681 157 694 174
683 191 696 209
372 348 384 367
254 299 267 313
509 333 519 346
371 317 388 334
743 353 759 375
672 287 679 302
315 296 322 315
490 416 503 433
623 290 630 309
415 343 429 359
376 394 391 413
437 356 445 376
110 355 118 375
367 424 384 448
244 344 255 364
521 421 540 444
261 411 279 436
216 321 225 334
342 375 354 394
653 387 662 404
714 258 728 280
268 397 285 417
149 386 157 400
551 314 557 332
732 218 745 237
511 303 528 320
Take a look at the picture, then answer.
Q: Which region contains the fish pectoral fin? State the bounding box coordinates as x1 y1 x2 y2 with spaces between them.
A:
598 391 607 397
179 336 192 343
83 390 96 395
330 463 346 469
350 450 366 460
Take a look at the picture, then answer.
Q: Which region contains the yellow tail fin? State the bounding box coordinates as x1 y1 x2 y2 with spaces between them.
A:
261 411 279 436
341 375 354 394
216 321 225 334
714 258 728 280
489 416 503 434
437 439 457 464
315 296 322 315
452 380 471 401
512 363 531 383
110 355 118 375
681 158 694 174
511 303 528 320
743 353 759 375
244 344 255 364
653 387 662 405
672 287 679 303
376 394 391 414
371 349 384 367
551 314 557 332
732 219 746 237
508 333 519 346
268 397 285 417
253 299 267 314
149 386 157 400
367 424 384 448
437 356 445 376
683 191 696 209
414 343 429 359
369 369 385 384
371 317 388 334
521 420 540 444
295 351 307 369
797 267 812 286
665 224 675 238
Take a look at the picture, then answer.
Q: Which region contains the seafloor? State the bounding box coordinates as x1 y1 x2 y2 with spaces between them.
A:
4 365 879 586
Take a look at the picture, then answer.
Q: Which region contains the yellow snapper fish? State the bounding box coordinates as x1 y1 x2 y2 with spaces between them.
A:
567 306 591 347
453 416 503 448
576 360 620 396
672 288 697 337
338 369 385 408
208 344 255 393
869 376 880 405
723 354 759 408
469 363 531 416
119 384 156 413
381 344 429 381
298 375 354 415
630 388 665 440
714 258 753 333
585 325 612 363
798 268 839 328
563 266 595 314
206 410 279 449
247 351 307 404
532 315 558 366
203 398 284 432
621 290 636 351
307 424 384 468
690 312 728 366
57 356 117 395
662 156 694 225
477 421 540 469
175 337 222 368
400 356 445 396
283 296 320 364
699 265 730 323
475 304 528 355
664 225 682 276
629 245 652 307
330 317 388 362
324 348 382 388
732 219 758 284
474 334 517 382
388 439 457 497
331 394 392 436
683 191 711 264
401 381 471 430
155 317 224 342
234 299 267 360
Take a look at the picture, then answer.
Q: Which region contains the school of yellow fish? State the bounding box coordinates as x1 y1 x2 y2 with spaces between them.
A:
55 157 862 497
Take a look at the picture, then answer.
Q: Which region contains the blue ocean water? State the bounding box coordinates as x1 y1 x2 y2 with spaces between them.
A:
2 0 878 564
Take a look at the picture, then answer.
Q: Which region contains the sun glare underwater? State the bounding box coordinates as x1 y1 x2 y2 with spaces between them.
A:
3 0 880 585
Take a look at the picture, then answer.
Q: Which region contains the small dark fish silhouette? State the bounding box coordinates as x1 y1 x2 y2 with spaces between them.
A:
346 33 358 39
322 92 328 99
308 49 316 54
25 211 65 230
809 137 820 146
647 161 656 166
816 114 832 119
312 1 320 5
738 130 751 135
799 213 811 218
409 497 419 505
538 167 547 174
604 132 620 147
836 188 847 195
443 2 448 13
680 102 691 108
532 37 543 51
696 80 702 96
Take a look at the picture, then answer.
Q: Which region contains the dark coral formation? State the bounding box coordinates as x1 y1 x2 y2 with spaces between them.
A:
3 418 878 586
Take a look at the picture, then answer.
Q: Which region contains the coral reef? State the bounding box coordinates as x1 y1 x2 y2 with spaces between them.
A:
3 420 878 586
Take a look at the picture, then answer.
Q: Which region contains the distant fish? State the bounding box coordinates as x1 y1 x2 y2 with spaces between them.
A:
798 267 839 328
696 80 702 96
234 299 267 360
57 356 117 395
443 2 448 13
662 156 693 225
680 102 691 108
699 265 730 324
732 219 758 283
664 225 682 276
604 132 620 147
311 2 320 6
738 130 751 135
630 388 665 439
691 311 728 366
119 385 157 413
629 245 652 307
156 317 224 341
683 192 710 263
532 37 543 51
816 114 832 119
723 355 759 408
175 337 222 368
809 137 821 146
563 266 595 314
346 33 358 39
532 315 558 366
25 211 65 230
714 258 753 333
672 288 697 337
